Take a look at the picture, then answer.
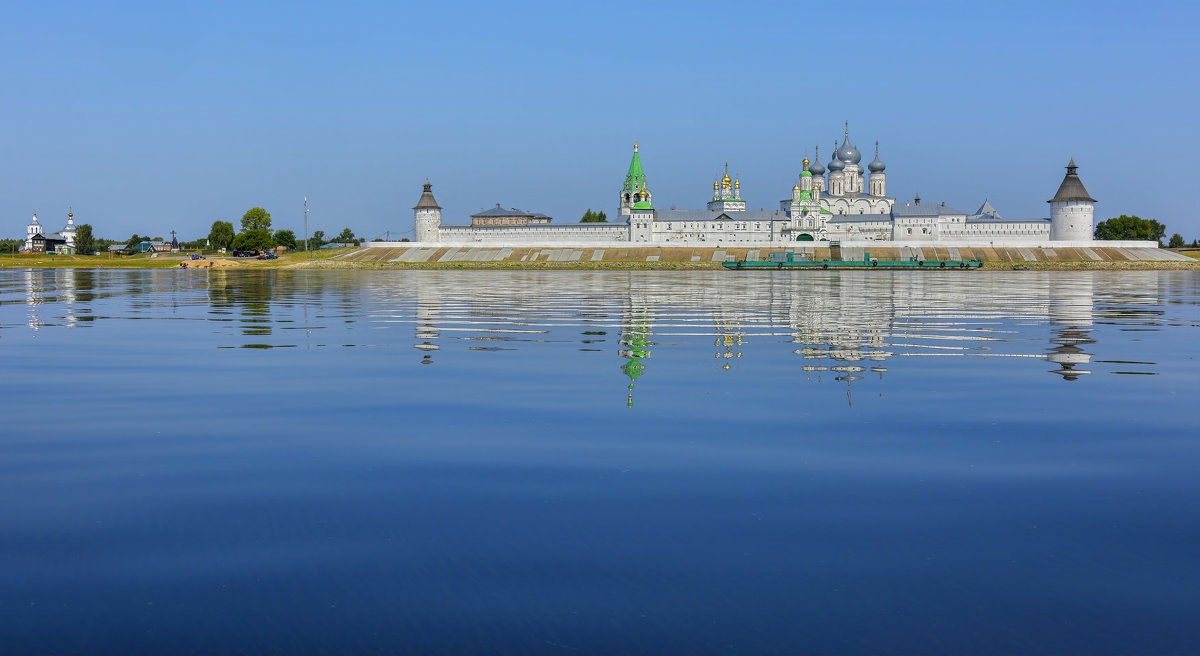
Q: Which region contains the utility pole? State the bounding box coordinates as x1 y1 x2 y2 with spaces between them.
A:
304 196 309 257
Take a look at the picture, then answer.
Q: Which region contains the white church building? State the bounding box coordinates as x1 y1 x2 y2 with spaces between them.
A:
402 126 1123 249
23 210 78 254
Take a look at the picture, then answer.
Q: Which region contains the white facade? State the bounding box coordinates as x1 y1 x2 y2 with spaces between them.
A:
1051 200 1095 241
407 139 1109 248
23 210 77 252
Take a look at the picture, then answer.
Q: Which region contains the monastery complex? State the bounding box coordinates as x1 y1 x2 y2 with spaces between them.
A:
398 126 1155 250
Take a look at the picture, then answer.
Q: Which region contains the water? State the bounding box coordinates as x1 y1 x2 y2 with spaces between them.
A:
1 269 1198 654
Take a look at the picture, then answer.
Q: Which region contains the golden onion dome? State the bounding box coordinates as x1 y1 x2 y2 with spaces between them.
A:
793 184 801 191
803 157 810 168
713 180 719 190
734 179 740 188
722 173 731 184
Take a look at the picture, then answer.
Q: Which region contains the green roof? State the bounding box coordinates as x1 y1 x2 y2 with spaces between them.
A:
632 200 653 210
623 145 647 194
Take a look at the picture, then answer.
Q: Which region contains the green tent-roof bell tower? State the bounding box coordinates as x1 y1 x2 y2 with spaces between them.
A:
620 142 653 217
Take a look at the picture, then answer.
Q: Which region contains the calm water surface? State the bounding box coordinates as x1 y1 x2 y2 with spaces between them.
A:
1 269 1198 654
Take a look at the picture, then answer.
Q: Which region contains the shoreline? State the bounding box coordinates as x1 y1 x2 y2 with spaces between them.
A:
2 255 1198 272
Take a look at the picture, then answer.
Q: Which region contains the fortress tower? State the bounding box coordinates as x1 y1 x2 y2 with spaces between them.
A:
1048 158 1096 241
413 179 442 242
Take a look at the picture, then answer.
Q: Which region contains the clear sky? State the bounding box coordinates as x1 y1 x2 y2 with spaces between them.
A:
2 0 1196 242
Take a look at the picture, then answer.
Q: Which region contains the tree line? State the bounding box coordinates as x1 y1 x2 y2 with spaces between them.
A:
205 207 362 252
1093 215 1199 247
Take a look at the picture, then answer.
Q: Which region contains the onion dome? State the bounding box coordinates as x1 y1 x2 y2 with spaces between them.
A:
793 184 802 191
734 178 740 188
837 137 861 165
867 141 886 173
808 146 826 176
713 179 719 190
828 154 845 172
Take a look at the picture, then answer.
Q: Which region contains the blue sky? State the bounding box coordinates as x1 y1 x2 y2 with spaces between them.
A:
2 0 1196 241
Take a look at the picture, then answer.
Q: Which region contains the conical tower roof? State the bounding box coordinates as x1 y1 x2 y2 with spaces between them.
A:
1047 158 1096 203
413 179 442 210
623 142 647 193
975 199 999 217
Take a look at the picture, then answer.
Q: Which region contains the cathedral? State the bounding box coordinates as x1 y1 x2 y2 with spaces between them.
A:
410 125 1100 247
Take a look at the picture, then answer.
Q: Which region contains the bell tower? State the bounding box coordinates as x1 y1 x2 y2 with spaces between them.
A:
620 142 650 217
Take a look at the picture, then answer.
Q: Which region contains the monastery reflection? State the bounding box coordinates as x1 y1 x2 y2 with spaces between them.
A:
1048 276 1094 380
396 272 1115 404
619 305 652 407
609 272 1108 405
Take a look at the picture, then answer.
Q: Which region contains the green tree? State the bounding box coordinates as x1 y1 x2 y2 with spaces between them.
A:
126 234 143 248
208 221 235 250
580 209 608 223
310 230 326 248
1094 215 1166 242
232 229 274 252
241 207 272 232
1168 233 1185 248
336 227 356 244
272 229 297 250
74 224 95 254
0 238 22 253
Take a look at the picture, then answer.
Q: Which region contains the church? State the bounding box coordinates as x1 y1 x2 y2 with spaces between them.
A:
23 210 78 254
410 125 1100 247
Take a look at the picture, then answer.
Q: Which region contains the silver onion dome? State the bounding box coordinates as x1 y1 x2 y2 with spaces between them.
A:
828 144 845 172
837 136 861 165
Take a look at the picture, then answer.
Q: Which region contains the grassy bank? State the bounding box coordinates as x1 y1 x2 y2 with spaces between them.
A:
4 249 1199 271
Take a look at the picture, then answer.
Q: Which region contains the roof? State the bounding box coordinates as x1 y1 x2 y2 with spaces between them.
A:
829 214 894 224
1047 158 1097 203
472 204 534 218
442 222 629 230
623 144 647 194
968 216 1050 224
974 199 999 217
891 202 967 217
652 209 787 222
412 180 442 210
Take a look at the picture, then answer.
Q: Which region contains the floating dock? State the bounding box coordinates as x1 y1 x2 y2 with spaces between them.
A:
722 249 983 270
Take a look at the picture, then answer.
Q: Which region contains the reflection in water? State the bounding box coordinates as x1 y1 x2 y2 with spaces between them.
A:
2 268 1197 655
619 305 652 407
1048 275 1095 380
2 270 1191 403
